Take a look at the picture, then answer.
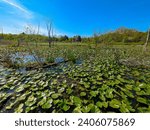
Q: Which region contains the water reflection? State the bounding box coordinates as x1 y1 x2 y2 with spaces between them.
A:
11 52 45 64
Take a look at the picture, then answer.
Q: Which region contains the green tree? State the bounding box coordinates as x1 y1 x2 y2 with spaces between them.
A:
73 35 82 42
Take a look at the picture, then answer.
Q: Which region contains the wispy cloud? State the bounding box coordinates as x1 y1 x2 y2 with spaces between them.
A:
1 0 33 18
0 0 65 35
0 0 35 33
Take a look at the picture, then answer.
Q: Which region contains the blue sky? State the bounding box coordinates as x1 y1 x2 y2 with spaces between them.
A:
0 0 150 36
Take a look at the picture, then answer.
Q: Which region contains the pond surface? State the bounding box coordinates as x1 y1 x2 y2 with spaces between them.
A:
11 52 45 64
0 52 84 112
11 52 83 65
0 52 83 85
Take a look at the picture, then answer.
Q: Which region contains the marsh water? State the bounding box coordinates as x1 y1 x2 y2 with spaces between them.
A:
0 52 83 85
11 52 82 65
1 51 150 113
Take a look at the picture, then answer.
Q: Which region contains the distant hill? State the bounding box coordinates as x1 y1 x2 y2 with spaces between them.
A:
114 27 139 34
92 27 147 44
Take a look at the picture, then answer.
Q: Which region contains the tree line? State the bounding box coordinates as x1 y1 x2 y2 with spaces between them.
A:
0 27 148 45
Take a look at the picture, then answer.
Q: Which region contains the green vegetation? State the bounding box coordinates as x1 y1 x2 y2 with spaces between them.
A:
0 42 150 113
0 27 148 45
0 27 150 113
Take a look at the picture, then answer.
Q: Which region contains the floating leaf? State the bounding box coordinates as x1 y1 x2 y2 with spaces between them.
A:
137 107 150 113
73 106 82 113
84 83 90 88
96 101 103 108
28 95 35 102
109 99 121 109
102 102 108 108
101 85 108 91
58 88 65 93
90 91 99 97
42 99 53 109
0 93 6 99
25 95 37 107
138 83 146 88
6 102 16 110
51 93 60 99
72 96 82 106
62 104 70 112
99 93 106 101
25 106 37 113
133 87 141 92
80 92 86 97
119 102 130 113
51 79 58 85
132 71 140 77
15 85 24 92
38 97 47 106
123 90 134 98
53 99 61 105
106 88 114 99
15 103 24 113
137 97 147 105
82 106 91 113
125 85 133 90
66 88 73 94
91 105 100 113
136 91 147 96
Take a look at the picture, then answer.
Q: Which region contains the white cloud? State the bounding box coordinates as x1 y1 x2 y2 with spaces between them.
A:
0 0 66 36
1 0 33 19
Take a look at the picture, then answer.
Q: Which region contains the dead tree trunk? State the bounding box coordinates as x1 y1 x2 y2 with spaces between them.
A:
46 21 53 47
0 27 3 40
35 24 40 47
143 28 150 52
17 39 20 47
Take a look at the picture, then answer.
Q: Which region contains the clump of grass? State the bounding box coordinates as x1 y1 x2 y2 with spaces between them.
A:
46 57 55 63
66 50 77 63
0 48 14 67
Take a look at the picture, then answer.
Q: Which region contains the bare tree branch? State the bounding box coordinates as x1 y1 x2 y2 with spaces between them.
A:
37 23 40 35
46 20 53 47
24 24 43 67
143 28 150 52
0 27 3 40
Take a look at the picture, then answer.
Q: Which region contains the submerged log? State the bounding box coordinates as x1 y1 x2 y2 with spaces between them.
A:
26 60 69 70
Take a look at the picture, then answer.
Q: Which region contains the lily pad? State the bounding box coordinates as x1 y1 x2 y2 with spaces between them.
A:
96 101 103 108
106 88 114 99
38 97 47 106
15 85 24 92
71 96 82 106
73 106 82 113
80 92 86 97
42 99 53 109
15 103 24 113
90 91 99 97
137 97 147 105
25 95 37 107
58 88 65 93
51 93 60 99
25 106 37 113
109 99 121 109
125 85 133 90
62 104 70 112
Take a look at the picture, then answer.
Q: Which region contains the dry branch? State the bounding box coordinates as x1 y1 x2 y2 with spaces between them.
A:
143 28 150 52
